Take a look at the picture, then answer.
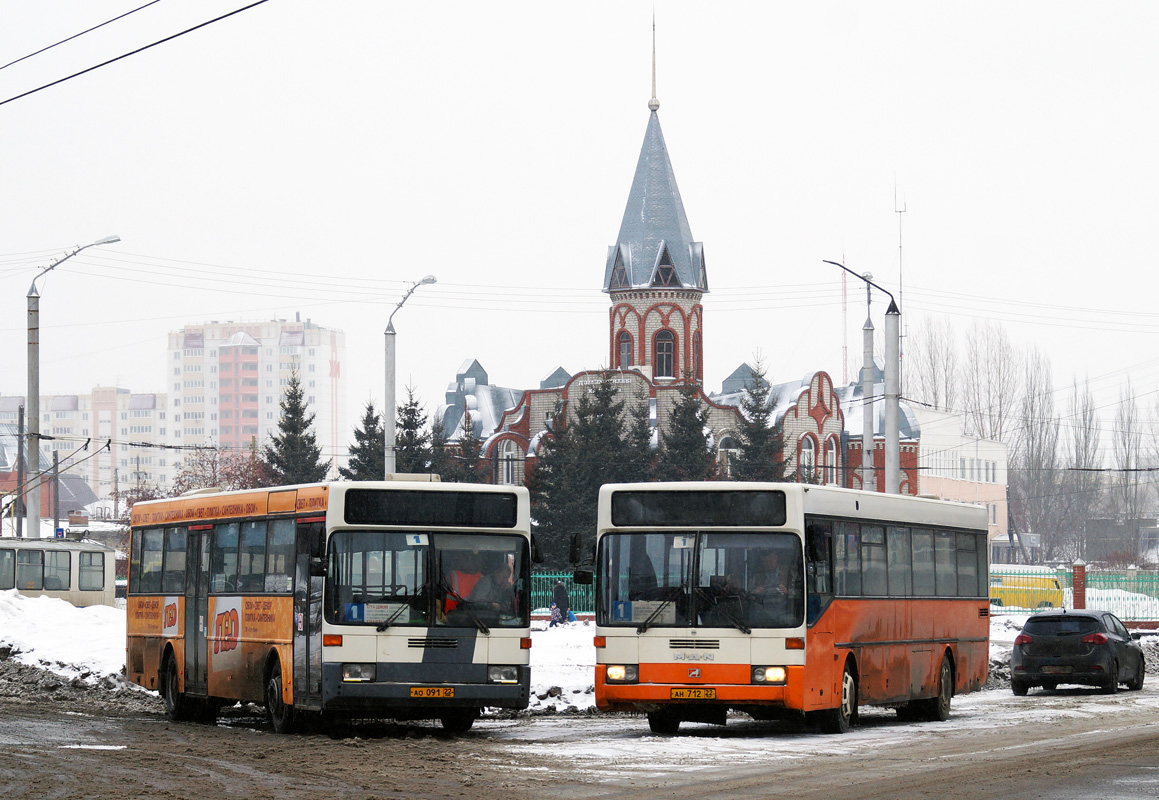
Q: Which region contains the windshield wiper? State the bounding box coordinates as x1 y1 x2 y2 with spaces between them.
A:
376 600 411 632
637 587 684 634
694 587 751 634
440 580 490 635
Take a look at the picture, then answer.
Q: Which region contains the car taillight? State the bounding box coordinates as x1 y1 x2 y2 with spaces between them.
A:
1081 632 1109 645
1014 633 1033 646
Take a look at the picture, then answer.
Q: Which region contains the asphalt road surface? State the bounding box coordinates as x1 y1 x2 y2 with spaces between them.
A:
2 685 1158 800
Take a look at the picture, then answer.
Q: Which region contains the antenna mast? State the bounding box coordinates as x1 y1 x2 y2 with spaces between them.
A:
895 184 906 391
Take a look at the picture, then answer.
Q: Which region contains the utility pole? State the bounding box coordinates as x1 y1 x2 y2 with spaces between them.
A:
52 450 60 538
16 405 24 537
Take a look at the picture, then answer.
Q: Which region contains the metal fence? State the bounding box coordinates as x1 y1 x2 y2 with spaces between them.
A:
989 566 1159 622
531 571 594 615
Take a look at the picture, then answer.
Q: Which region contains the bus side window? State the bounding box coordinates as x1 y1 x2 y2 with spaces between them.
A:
237 521 267 593
44 551 70 591
0 548 14 590
139 530 164 593
265 519 295 593
212 523 240 593
79 551 105 591
805 523 833 625
161 528 187 594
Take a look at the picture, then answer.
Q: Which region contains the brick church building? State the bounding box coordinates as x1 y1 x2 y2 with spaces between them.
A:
435 94 920 494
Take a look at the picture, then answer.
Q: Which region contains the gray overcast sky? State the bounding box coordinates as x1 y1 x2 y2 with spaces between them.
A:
2 1 1157 450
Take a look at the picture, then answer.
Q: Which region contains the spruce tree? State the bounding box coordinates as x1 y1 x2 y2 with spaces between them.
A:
394 389 432 474
339 400 385 481
620 391 656 483
527 372 634 568
262 371 332 485
730 358 787 482
655 379 718 482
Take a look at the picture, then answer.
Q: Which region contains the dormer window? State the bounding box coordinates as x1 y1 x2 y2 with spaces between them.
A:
610 249 629 289
651 245 677 287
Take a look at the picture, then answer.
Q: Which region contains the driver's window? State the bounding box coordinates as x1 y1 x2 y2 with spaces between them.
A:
805 521 834 625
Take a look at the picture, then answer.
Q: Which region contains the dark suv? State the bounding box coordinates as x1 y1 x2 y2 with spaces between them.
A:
1011 609 1145 695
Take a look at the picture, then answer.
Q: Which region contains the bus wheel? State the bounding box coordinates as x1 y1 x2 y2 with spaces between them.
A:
647 710 680 735
265 661 296 734
440 710 476 734
817 665 857 734
921 657 953 722
162 654 192 722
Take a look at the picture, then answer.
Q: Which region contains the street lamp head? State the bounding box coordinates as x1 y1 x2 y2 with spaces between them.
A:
419 274 437 285
93 235 121 246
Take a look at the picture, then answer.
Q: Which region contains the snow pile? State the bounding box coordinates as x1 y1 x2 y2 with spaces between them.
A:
0 589 125 681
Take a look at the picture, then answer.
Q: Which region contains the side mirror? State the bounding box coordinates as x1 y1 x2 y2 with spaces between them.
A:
308 556 327 577
573 568 593 585
570 531 585 565
530 533 544 565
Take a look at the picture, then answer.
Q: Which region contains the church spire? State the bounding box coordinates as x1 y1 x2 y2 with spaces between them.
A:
648 13 659 112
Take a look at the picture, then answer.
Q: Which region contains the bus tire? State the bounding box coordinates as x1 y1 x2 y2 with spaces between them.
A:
162 652 193 722
440 709 476 734
920 656 953 722
647 710 680 735
265 660 296 734
817 663 857 734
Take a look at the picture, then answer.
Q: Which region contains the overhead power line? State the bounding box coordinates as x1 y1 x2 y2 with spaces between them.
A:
0 0 271 109
0 0 163 72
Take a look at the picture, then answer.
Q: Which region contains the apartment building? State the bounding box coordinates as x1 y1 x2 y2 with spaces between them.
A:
166 316 346 475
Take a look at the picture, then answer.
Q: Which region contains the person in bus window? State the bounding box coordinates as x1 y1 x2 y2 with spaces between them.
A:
467 554 516 616
750 550 788 597
442 552 483 616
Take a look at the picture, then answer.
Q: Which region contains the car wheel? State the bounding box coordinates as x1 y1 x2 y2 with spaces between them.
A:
265 660 296 733
1011 679 1030 696
647 710 681 735
817 664 857 734
921 657 953 721
1127 657 1146 691
1102 660 1119 694
162 654 193 721
440 710 476 734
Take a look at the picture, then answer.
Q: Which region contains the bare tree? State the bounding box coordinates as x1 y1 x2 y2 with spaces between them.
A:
1110 381 1145 562
1061 378 1103 561
962 320 1020 442
1007 348 1061 563
906 315 960 412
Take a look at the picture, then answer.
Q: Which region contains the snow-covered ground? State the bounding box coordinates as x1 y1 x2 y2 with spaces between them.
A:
1 587 1157 717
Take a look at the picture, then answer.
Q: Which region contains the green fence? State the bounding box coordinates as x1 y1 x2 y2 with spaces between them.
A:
989 566 1159 621
531 571 594 615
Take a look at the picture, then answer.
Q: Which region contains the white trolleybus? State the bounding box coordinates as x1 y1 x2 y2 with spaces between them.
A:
578 482 990 734
127 480 535 732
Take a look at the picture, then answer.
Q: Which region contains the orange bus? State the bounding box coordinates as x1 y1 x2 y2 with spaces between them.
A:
127 480 534 733
576 482 990 734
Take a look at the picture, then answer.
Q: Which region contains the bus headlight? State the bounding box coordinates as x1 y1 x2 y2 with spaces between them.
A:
605 664 639 683
341 663 376 682
487 665 520 684
751 666 787 684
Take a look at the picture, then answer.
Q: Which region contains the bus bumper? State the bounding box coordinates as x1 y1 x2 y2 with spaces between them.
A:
320 663 530 712
595 664 807 712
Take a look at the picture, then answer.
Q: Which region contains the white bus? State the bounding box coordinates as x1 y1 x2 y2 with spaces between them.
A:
0 537 117 607
580 482 990 734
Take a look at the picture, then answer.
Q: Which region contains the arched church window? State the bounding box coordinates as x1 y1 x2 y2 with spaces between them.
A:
498 439 524 486
654 330 676 378
719 435 739 478
799 436 817 483
692 331 703 383
825 437 838 485
617 331 633 368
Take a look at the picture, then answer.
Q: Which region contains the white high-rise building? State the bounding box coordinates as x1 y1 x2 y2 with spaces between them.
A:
166 316 346 475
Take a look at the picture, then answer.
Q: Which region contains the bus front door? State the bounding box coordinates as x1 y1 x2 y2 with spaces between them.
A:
184 528 211 696
293 521 324 710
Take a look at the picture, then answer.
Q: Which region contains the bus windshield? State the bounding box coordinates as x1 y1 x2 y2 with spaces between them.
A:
598 531 803 630
325 531 529 629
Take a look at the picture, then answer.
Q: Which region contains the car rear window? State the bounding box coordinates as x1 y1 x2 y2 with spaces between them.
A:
1022 615 1100 636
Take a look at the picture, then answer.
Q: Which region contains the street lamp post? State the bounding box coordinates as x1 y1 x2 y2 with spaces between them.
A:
27 235 120 537
823 260 901 494
384 275 436 477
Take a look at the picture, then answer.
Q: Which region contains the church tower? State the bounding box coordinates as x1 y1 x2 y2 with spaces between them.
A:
603 88 707 385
